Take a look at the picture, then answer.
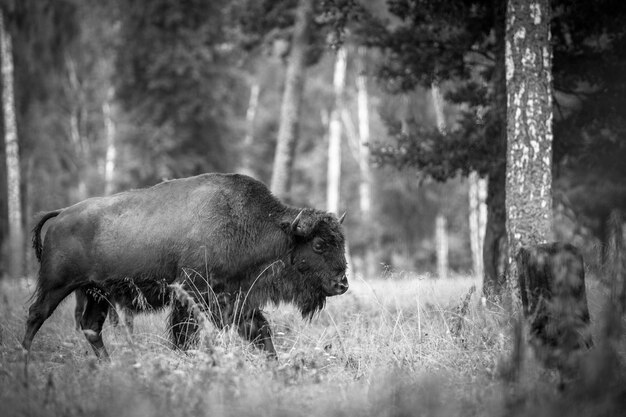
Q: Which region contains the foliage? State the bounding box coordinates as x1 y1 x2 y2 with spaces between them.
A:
114 0 243 186
366 0 626 240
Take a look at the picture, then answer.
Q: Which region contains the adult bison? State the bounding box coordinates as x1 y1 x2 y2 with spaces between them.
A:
22 173 348 359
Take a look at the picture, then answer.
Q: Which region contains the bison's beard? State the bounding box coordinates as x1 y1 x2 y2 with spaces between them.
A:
298 291 327 320
255 264 329 320
289 274 328 320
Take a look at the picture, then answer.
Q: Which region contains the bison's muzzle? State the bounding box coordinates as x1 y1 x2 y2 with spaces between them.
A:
324 274 349 296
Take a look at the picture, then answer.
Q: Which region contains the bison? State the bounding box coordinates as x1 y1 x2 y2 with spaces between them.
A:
22 173 348 359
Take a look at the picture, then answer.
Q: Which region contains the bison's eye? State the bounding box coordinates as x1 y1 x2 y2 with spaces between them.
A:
312 239 325 253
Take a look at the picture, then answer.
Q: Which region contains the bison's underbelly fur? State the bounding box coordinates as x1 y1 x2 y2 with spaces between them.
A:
98 276 173 312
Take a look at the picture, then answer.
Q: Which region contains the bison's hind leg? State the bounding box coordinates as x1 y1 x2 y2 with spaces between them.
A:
80 292 111 360
22 282 77 352
170 299 200 350
238 310 276 358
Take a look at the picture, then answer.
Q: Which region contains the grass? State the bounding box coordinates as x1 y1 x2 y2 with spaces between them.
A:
0 273 624 417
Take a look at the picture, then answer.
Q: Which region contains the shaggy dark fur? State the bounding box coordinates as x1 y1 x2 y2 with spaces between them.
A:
23 173 348 359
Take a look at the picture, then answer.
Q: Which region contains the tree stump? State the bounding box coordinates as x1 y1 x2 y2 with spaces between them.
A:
516 242 593 373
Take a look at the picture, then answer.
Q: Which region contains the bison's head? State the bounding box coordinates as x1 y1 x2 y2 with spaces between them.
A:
285 209 348 318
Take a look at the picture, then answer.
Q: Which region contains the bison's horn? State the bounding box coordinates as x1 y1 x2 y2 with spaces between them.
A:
291 210 304 233
339 211 347 224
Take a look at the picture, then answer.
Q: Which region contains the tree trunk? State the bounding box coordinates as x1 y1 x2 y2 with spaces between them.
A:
1 9 24 278
103 87 116 196
270 0 313 201
469 171 487 279
327 47 346 214
356 46 376 278
356 47 372 217
483 0 508 302
483 166 508 299
431 81 449 280
505 0 554 288
0 131 6 276
66 54 89 202
435 214 448 279
240 81 260 177
431 82 446 134
607 209 626 313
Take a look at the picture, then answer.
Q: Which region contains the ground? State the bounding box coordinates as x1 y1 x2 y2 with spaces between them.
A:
0 273 624 417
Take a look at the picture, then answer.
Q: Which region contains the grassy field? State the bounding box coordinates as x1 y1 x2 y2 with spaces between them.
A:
0 273 624 417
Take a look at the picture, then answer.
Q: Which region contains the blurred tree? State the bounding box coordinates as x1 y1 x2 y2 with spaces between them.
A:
468 171 487 278
239 81 260 177
60 0 119 200
102 87 116 195
327 46 346 213
270 0 314 200
505 0 553 289
355 46 376 277
0 6 22 277
431 77 449 280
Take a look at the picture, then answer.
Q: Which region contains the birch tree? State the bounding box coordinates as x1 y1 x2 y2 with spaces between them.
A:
356 46 376 278
327 47 347 214
270 0 313 200
356 47 371 218
240 81 260 178
1 8 23 277
505 0 553 285
103 87 116 196
468 171 487 279
431 81 448 279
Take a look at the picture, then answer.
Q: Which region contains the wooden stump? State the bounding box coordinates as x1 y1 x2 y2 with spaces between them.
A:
516 242 593 372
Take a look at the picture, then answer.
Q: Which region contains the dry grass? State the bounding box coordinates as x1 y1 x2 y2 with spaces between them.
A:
0 273 624 417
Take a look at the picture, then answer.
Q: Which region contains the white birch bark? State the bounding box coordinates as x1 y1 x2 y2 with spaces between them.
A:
270 0 313 200
1 9 23 277
356 47 372 217
505 0 554 287
431 81 449 280
435 214 448 279
103 87 116 196
469 172 488 278
327 47 347 214
240 81 260 177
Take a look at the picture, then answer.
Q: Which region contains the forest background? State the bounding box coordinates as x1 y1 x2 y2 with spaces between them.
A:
0 0 625 299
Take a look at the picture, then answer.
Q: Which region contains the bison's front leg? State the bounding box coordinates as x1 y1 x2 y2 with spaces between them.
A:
80 292 111 360
238 310 277 358
170 298 200 350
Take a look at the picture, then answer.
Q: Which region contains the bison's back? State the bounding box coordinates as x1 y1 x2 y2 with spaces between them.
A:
42 174 291 285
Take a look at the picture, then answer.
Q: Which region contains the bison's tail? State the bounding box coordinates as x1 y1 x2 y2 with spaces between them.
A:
32 210 62 262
